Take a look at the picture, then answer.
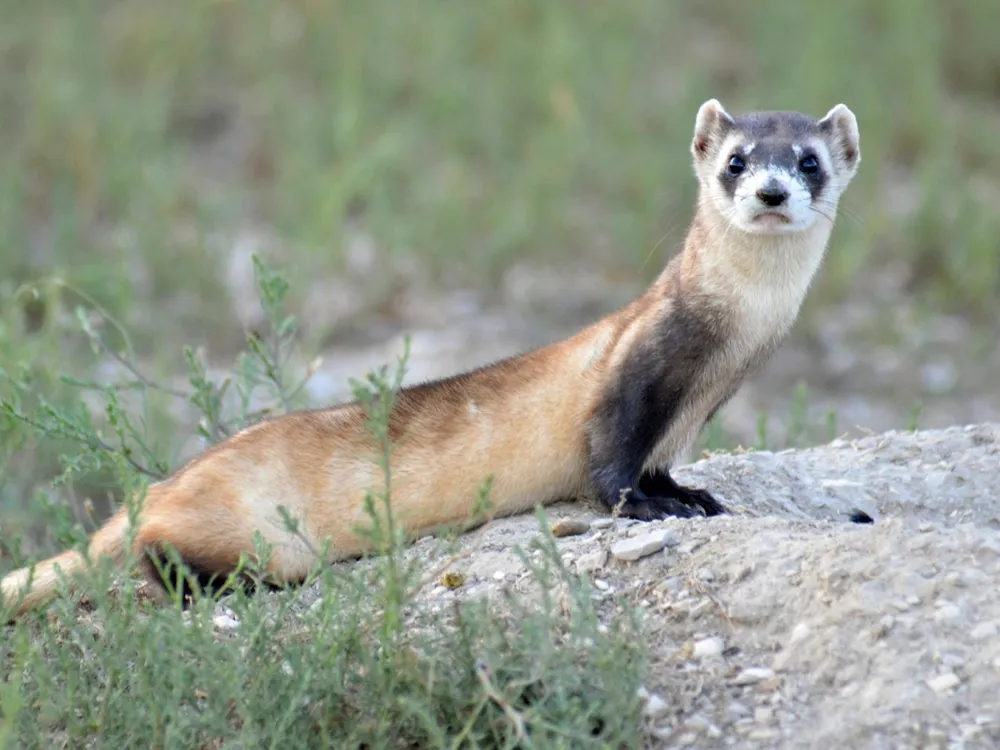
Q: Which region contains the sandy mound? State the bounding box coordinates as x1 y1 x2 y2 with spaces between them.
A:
293 423 1000 749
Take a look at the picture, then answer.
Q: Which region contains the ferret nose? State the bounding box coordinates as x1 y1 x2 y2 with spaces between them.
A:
756 183 789 207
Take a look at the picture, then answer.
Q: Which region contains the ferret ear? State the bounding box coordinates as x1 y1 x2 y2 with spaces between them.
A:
818 103 861 175
691 99 736 162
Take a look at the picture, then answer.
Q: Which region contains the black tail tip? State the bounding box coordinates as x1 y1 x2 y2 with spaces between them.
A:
848 509 875 524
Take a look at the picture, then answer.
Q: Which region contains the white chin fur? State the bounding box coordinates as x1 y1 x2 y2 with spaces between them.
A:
731 210 819 235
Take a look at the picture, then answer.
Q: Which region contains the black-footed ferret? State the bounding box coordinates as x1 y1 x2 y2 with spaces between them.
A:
2 99 862 618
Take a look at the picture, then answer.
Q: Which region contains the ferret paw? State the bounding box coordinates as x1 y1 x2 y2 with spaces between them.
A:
681 487 727 517
618 495 700 521
629 471 727 518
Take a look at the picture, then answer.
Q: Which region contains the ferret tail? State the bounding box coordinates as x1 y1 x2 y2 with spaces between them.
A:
1 509 132 619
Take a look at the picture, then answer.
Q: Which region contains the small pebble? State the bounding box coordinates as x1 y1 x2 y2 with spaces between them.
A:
731 667 775 686
593 578 610 591
754 707 773 724
869 615 895 640
213 614 240 631
684 714 713 732
611 529 674 561
924 471 950 489
660 576 684 594
821 479 864 489
961 724 983 741
687 599 713 618
942 653 965 669
970 622 998 640
934 604 961 622
790 623 811 643
590 518 615 529
976 538 1000 557
693 636 725 659
575 549 607 573
441 571 466 589
730 564 753 582
944 572 966 588
493 571 506 581
551 517 591 538
728 701 751 718
643 694 669 719
926 672 961 693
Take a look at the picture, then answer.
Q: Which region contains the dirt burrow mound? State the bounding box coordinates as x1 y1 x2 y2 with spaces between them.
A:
286 423 999 749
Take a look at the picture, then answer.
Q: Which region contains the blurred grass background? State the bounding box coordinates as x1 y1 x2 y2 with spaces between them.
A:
2 0 999 542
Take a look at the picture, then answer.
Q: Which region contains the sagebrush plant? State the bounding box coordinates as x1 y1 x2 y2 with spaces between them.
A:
0 257 649 748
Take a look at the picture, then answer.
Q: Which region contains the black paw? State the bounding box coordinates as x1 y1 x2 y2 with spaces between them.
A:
619 496 700 521
629 470 727 518
683 487 727 517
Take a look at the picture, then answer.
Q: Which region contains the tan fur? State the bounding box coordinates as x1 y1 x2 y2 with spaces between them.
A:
1 99 861 619
2 511 131 614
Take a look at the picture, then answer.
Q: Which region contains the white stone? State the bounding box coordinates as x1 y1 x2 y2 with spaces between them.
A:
926 672 961 693
790 623 811 643
934 604 962 622
971 622 998 640
643 694 669 719
611 529 674 561
693 637 726 659
732 667 775 686
212 614 240 631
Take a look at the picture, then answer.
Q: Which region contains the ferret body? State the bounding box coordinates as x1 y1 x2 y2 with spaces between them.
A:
1 99 861 618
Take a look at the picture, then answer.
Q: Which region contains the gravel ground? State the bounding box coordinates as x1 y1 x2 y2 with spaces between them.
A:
242 422 1000 749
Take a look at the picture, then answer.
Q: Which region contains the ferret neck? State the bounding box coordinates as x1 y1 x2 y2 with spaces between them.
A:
673 200 834 291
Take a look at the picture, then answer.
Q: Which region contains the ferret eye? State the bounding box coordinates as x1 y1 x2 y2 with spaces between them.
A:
726 155 745 177
799 155 819 174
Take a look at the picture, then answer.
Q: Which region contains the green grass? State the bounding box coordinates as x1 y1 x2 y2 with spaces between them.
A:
3 1 999 350
3 530 647 749
2 553 648 748
1 259 648 748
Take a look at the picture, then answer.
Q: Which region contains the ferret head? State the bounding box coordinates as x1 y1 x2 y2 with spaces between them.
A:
691 99 860 235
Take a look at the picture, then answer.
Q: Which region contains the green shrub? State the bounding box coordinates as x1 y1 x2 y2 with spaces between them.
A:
1 257 648 748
